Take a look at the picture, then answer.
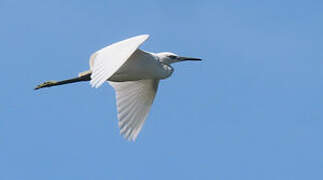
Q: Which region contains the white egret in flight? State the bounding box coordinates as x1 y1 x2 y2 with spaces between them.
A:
35 34 201 141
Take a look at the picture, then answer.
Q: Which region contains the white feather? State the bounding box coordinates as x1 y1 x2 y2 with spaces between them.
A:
108 80 159 141
90 34 149 88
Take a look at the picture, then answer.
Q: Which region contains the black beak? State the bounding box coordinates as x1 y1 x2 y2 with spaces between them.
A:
179 56 202 61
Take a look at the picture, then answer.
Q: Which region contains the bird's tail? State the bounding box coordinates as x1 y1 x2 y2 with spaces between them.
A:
34 71 91 90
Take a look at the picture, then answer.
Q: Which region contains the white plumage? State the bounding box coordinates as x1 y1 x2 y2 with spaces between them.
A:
90 35 150 88
35 34 201 141
109 80 159 141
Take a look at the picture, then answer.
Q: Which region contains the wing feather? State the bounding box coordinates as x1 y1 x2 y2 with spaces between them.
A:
108 79 159 141
90 35 150 88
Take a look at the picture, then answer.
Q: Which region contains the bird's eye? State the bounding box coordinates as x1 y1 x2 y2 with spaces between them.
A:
168 55 177 59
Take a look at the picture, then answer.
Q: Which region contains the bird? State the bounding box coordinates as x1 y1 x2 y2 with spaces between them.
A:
35 34 201 141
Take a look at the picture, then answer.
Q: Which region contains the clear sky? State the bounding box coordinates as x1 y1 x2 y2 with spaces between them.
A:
1 0 323 179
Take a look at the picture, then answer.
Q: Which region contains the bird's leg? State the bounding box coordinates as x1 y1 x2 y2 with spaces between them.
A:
34 81 59 90
34 71 92 90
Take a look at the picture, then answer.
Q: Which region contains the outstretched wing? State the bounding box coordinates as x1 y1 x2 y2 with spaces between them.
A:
108 79 159 141
90 34 150 88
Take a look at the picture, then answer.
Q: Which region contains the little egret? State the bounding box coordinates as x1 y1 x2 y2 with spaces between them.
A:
35 34 201 141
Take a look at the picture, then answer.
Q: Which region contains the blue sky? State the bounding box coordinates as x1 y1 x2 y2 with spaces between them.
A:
1 0 323 179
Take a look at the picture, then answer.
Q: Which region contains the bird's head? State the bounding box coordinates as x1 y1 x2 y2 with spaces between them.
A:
156 52 202 64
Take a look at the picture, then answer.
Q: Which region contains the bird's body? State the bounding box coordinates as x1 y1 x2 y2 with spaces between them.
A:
107 49 173 82
35 34 201 141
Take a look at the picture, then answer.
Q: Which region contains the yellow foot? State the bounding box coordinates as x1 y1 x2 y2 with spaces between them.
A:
34 81 57 90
